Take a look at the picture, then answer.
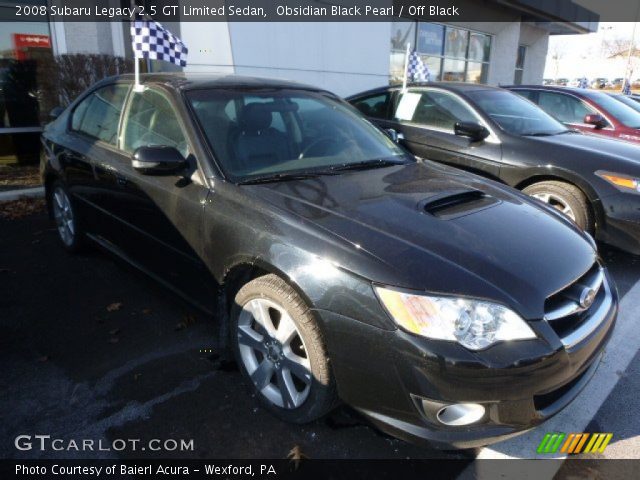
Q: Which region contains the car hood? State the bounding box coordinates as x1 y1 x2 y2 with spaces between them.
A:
249 162 596 319
525 132 640 174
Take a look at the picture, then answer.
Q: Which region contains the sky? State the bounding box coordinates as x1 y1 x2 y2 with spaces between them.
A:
545 22 640 79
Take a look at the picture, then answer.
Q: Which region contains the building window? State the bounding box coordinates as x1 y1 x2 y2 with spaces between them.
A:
390 22 491 85
0 0 54 164
514 45 527 85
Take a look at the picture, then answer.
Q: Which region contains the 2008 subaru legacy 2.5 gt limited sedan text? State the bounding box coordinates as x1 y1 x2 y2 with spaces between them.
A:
41 74 617 448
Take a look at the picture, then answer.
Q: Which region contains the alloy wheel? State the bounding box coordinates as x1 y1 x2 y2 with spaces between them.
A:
237 298 312 409
530 192 576 222
52 187 75 247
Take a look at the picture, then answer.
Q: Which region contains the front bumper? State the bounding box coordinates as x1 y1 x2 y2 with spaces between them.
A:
316 272 618 449
597 192 640 255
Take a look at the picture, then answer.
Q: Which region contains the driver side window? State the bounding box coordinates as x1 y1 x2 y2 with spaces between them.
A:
395 90 477 131
121 89 189 157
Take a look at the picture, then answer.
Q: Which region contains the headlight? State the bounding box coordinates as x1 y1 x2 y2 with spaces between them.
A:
375 287 536 351
596 171 640 194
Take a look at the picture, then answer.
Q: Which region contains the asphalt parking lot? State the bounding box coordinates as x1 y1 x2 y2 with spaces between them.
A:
1 211 639 462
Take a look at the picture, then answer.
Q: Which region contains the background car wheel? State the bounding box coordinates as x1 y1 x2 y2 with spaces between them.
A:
231 274 337 423
522 181 594 233
50 181 85 253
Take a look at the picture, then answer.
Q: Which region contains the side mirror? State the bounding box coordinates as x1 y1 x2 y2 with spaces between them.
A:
132 146 187 175
49 106 64 121
584 113 607 129
454 122 490 141
385 128 404 143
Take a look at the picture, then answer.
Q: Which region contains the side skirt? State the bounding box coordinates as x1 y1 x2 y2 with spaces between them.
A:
86 232 216 317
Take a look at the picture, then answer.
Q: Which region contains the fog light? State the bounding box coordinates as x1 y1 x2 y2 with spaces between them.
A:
436 403 485 426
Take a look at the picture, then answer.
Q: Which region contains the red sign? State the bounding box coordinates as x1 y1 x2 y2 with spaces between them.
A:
12 34 51 60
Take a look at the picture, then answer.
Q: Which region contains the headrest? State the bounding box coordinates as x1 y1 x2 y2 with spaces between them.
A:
239 103 272 132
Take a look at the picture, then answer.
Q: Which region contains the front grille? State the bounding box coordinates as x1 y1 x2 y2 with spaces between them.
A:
544 262 608 346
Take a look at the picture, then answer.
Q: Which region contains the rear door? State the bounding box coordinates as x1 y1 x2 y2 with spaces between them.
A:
62 83 131 233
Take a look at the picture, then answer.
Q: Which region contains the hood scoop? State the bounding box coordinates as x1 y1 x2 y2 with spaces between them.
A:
420 188 500 220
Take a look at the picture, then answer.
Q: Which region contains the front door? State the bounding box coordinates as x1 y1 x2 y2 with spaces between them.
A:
390 88 502 179
97 86 215 312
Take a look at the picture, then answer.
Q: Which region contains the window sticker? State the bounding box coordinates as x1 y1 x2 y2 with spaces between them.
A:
395 92 421 121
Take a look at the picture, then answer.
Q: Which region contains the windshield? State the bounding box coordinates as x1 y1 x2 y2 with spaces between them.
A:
187 89 411 182
604 93 640 120
466 90 568 136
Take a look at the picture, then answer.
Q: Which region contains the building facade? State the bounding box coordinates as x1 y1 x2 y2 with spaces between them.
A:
1 0 597 164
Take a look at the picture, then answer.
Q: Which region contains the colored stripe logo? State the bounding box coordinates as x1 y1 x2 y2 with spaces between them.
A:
537 432 613 454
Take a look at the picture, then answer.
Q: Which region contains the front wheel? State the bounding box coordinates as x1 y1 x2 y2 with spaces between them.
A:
523 181 594 233
231 274 337 423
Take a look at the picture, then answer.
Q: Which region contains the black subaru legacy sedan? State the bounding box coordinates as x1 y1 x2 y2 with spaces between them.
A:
348 83 640 255
41 74 616 449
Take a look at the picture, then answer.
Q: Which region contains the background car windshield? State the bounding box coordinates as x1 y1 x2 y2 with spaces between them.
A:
586 92 640 128
187 89 409 180
610 94 640 113
467 90 567 135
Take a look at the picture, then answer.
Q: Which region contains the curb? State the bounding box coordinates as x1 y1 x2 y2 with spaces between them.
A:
0 187 45 202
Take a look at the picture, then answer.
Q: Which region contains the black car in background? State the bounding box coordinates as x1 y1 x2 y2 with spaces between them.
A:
348 83 640 255
608 92 640 113
41 74 616 449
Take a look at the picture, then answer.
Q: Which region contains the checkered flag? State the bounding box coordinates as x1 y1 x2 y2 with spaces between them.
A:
407 51 430 82
130 19 188 67
623 79 631 95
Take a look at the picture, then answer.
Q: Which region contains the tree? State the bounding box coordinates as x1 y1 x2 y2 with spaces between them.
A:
37 54 133 112
603 37 640 81
549 43 567 79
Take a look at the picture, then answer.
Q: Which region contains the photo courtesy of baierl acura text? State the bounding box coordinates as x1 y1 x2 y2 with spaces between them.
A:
1 0 639 479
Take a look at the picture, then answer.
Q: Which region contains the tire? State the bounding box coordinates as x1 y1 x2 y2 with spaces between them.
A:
231 274 337 423
522 181 594 233
49 180 86 253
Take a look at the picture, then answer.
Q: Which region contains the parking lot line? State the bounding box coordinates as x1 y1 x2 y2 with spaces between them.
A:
476 275 640 461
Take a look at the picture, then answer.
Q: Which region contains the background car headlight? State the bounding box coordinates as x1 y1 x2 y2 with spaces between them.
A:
596 171 640 193
375 287 536 350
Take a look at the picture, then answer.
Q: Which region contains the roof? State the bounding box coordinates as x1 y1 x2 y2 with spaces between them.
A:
504 85 617 99
112 72 325 92
345 82 498 100
408 82 497 92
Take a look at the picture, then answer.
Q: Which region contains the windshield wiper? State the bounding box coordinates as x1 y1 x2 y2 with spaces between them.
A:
238 159 406 184
239 172 322 185
238 170 341 185
521 132 554 137
521 130 570 137
323 158 407 172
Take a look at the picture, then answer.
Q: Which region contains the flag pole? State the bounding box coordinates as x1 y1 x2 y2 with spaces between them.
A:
133 57 144 92
402 43 410 93
624 20 638 94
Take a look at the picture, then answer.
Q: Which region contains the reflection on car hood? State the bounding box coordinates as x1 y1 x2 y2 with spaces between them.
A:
529 132 640 172
250 162 596 319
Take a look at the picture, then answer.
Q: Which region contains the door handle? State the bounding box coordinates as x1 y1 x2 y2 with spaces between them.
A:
116 175 128 186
